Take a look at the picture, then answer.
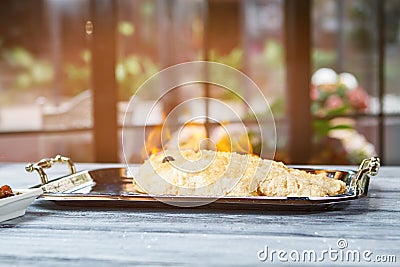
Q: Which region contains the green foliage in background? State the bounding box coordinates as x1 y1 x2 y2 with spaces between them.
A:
0 21 160 102
208 47 243 69
263 41 284 68
118 21 135 36
207 47 243 100
1 47 53 92
313 119 352 140
116 55 159 100
312 49 336 70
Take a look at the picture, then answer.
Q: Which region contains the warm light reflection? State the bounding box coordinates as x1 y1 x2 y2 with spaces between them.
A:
144 124 170 156
143 121 254 159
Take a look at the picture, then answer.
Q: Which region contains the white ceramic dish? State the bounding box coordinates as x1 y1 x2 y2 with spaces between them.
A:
0 188 43 223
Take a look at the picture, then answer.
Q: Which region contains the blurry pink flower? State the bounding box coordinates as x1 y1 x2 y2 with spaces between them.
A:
326 95 344 110
310 84 319 100
347 87 369 111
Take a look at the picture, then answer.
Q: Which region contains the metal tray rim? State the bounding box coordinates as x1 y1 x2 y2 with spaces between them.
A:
30 166 368 209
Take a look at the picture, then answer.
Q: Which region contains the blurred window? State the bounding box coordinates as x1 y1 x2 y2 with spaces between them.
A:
0 0 398 164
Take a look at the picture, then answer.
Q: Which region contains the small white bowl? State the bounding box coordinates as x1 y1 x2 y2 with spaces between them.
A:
0 188 43 223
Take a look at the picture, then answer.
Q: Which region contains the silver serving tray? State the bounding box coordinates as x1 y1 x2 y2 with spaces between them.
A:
26 155 380 210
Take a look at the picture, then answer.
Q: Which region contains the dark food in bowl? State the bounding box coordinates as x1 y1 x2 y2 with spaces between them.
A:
0 185 15 199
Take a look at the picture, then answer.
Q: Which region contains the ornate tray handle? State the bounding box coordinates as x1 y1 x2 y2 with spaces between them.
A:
354 156 380 195
26 155 76 185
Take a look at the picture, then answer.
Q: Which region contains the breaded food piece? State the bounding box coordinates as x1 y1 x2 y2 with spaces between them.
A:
257 162 346 197
133 150 346 197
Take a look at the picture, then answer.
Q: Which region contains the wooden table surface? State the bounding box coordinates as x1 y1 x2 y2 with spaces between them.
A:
0 163 399 266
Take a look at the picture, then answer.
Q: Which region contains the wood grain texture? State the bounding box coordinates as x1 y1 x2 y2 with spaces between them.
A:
0 163 399 266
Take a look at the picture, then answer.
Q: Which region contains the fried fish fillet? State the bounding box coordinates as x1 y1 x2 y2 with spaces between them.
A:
133 150 346 197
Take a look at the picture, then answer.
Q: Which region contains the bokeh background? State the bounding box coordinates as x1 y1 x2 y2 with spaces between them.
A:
0 0 399 165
